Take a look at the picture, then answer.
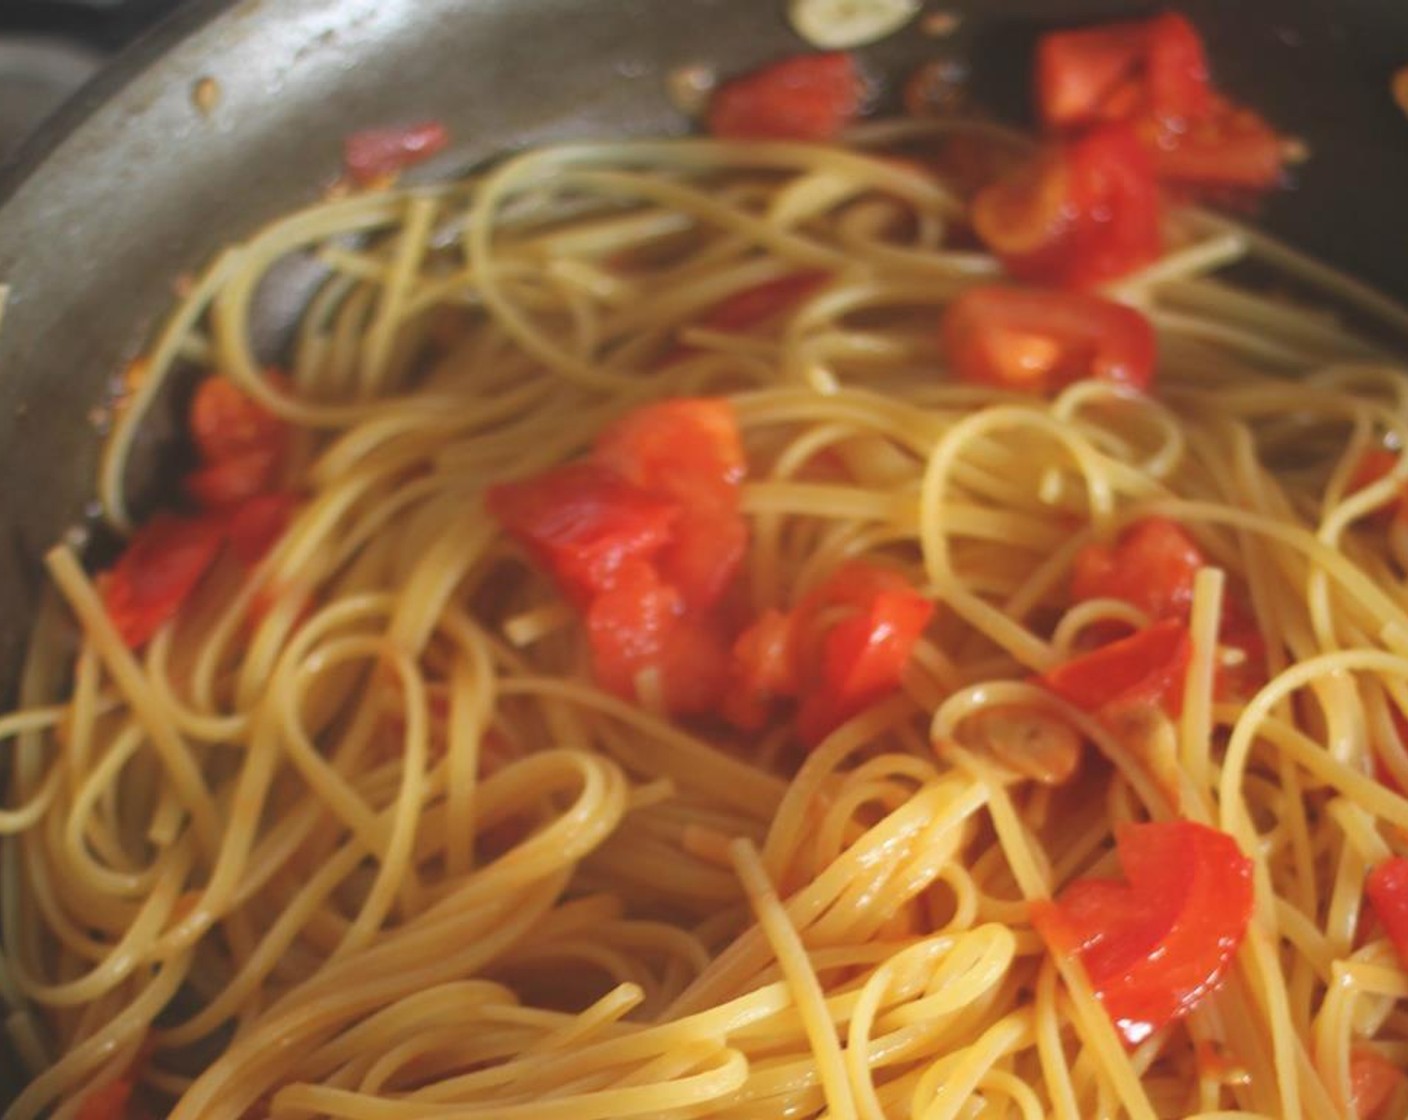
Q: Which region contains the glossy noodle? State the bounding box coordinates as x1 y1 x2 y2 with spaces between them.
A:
3 130 1408 1120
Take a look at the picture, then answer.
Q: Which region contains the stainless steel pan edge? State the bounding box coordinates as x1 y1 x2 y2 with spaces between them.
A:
0 0 792 694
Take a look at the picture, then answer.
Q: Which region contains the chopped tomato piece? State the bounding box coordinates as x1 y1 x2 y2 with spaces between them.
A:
1349 447 1406 525
343 121 450 186
487 462 679 607
1365 856 1408 971
99 514 225 649
595 399 747 610
968 145 1074 265
700 272 831 334
1036 19 1148 129
1071 517 1205 620
941 286 1156 395
586 561 729 715
1039 617 1191 718
1213 613 1267 704
1030 818 1253 1045
186 373 289 509
1351 448 1400 496
724 608 800 730
188 375 287 467
973 125 1161 288
707 52 862 142
666 272 830 364
595 399 745 506
1146 96 1285 191
1034 13 1283 193
1350 1048 1405 1120
1035 12 1212 130
1142 12 1213 127
792 563 934 745
185 447 282 509
226 492 299 567
76 1078 133 1120
1374 708 1408 797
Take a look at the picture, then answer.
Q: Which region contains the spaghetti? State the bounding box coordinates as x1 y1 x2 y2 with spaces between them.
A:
2 124 1408 1120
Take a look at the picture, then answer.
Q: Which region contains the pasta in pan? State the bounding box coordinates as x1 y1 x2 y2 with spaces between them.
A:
3 105 1408 1120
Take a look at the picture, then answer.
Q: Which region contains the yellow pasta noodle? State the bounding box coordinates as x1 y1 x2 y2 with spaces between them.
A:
2 130 1408 1120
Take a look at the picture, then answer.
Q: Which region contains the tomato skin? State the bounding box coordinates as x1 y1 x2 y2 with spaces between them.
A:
723 608 799 730
586 561 729 715
1031 819 1253 1045
226 492 299 567
76 1078 133 1120
343 121 449 186
1059 125 1163 288
595 399 747 610
1034 13 1283 193
1146 97 1285 191
792 563 934 745
941 285 1156 395
1350 1048 1405 1120
1349 447 1406 526
1034 13 1211 131
185 447 282 509
186 374 289 509
99 514 225 649
700 272 831 334
487 462 680 607
1142 12 1213 127
708 53 862 142
188 375 287 467
1039 617 1191 718
1035 20 1146 130
797 587 933 745
1365 856 1408 972
974 125 1162 289
595 399 745 505
1072 517 1205 620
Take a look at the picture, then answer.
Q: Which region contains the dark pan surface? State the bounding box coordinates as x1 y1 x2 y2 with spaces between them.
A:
0 0 1405 1098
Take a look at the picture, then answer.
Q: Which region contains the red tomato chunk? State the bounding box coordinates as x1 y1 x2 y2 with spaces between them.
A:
791 563 935 745
1346 1053 1402 1120
99 514 225 649
489 399 748 719
486 462 679 608
595 398 748 611
76 1078 134 1120
972 124 1162 289
698 272 832 335
708 53 862 143
1366 856 1408 972
185 374 290 509
941 286 1156 394
343 121 450 186
725 563 933 743
1035 12 1285 192
587 562 730 716
226 492 300 568
1031 818 1253 1045
1039 617 1192 719
1350 1048 1406 1120
1071 517 1205 620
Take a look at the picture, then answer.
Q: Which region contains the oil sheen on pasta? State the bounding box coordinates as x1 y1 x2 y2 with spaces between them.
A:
3 130 1408 1120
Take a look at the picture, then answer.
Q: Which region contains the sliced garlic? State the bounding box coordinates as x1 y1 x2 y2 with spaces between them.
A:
788 0 921 50
963 705 1082 786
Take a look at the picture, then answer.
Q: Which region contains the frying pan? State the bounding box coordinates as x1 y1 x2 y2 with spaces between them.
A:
0 0 1405 1103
